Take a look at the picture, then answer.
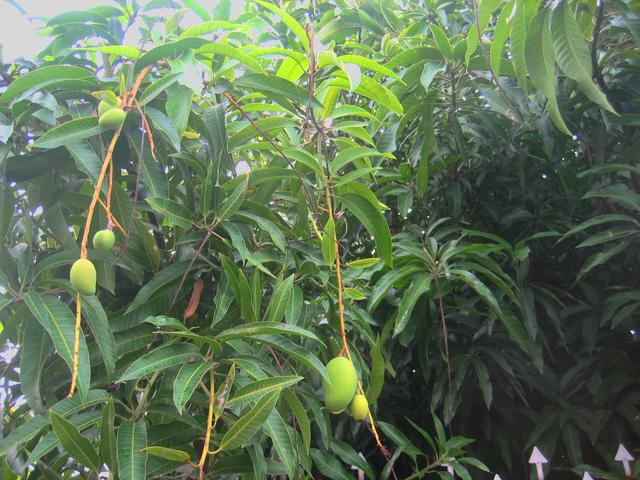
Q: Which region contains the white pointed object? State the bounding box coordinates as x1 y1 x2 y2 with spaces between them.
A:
615 443 633 477
582 473 594 480
493 475 503 480
443 462 454 476
529 447 548 480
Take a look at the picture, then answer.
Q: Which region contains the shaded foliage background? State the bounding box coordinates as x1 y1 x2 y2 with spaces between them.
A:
0 0 639 479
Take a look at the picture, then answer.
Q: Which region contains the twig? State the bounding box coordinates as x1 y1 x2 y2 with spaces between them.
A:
79 127 123 259
198 370 216 480
67 293 82 398
322 150 396 479
68 65 152 398
96 197 126 234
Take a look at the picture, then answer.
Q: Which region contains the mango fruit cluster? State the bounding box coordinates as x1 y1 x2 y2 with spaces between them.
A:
69 228 116 295
98 97 126 130
322 356 369 421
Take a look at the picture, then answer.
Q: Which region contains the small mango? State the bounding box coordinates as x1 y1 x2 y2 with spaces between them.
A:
70 258 96 295
322 356 358 413
99 108 126 130
93 229 115 251
349 394 369 421
98 97 123 116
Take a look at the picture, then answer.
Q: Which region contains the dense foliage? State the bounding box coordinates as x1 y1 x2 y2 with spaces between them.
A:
0 0 639 478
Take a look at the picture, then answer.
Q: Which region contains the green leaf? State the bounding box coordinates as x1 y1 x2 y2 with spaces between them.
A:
510 2 529 94
264 409 297 479
311 449 353 480
118 343 203 382
145 197 193 229
355 76 403 114
420 62 446 91
330 146 392 173
229 376 302 405
490 0 514 78
451 269 500 314
347 257 381 269
117 420 148 480
138 72 182 106
577 239 632 281
146 107 181 152
282 390 311 454
344 287 366 300
584 185 640 211
27 412 103 466
339 54 402 81
386 47 443 68
33 117 105 149
19 320 53 413
228 116 297 151
576 227 637 248
81 295 116 381
232 211 287 252
577 163 640 177
126 261 193 313
525 9 571 135
238 269 256 322
252 335 330 383
394 274 430 337
0 65 93 105
50 411 101 470
165 84 193 135
560 214 639 241
472 360 493 409
281 147 324 177
142 446 191 462
331 439 377 480
23 292 90 400
217 321 322 344
368 337 385 404
338 192 393 266
218 389 280 451
236 74 322 107
179 20 246 38
100 399 117 471
264 275 295 324
173 360 211 412
196 43 264 72
134 38 209 73
368 266 424 311
0 391 109 457
76 45 142 58
430 25 452 59
322 217 337 267
217 177 248 223
66 141 101 182
551 0 615 113
255 0 310 53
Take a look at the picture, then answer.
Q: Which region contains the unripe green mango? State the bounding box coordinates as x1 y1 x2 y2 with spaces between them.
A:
99 108 126 130
349 394 369 421
322 356 357 413
93 229 115 251
70 258 96 295
98 97 123 116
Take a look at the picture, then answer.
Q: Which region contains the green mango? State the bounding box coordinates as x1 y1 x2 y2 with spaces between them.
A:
93 229 115 251
322 356 358 413
349 394 369 421
98 97 123 116
99 108 126 130
70 258 96 295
